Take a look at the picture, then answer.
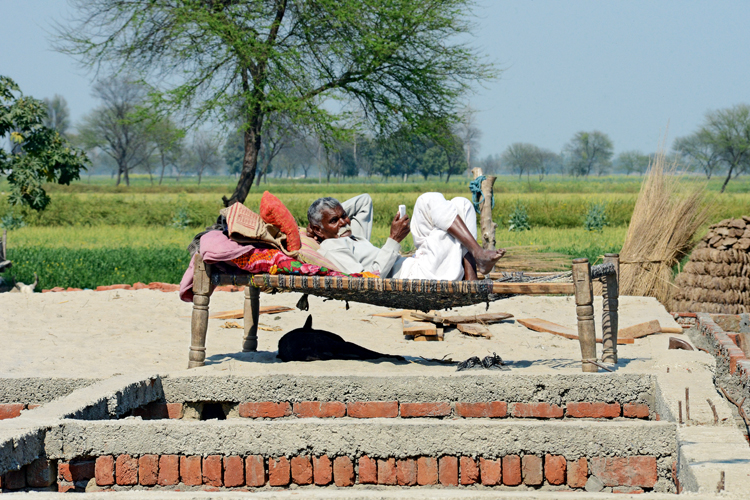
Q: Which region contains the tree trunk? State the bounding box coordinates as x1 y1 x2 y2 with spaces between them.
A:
159 153 167 185
198 170 203 185
223 121 262 207
720 165 735 193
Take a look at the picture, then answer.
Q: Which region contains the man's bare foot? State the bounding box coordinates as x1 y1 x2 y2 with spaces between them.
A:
473 248 506 275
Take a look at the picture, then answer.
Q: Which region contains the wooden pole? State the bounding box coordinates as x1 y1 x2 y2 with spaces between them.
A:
189 255 212 368
472 168 497 250
242 286 260 352
601 253 620 364
572 258 597 372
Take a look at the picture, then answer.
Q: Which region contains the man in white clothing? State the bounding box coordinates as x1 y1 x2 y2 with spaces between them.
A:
307 193 505 280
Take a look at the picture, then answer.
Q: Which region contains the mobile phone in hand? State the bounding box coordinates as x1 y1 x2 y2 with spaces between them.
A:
398 205 406 218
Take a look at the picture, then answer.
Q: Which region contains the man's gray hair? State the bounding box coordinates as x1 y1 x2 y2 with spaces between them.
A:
307 197 342 226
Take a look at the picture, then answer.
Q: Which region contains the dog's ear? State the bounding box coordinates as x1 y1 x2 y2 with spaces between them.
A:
304 314 313 329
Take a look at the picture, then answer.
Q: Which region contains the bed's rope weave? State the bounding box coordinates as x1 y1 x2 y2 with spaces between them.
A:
211 262 615 312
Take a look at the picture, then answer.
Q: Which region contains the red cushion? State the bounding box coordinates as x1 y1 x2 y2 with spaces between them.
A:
259 191 301 252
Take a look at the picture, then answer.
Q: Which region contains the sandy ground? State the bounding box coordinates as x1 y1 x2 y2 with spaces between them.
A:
1 289 694 378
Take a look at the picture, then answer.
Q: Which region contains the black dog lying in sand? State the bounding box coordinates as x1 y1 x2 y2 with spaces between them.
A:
278 315 404 362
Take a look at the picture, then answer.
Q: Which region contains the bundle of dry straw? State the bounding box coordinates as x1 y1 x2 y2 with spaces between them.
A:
619 150 710 307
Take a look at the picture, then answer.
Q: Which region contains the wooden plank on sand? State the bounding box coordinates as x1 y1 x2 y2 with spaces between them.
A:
371 310 405 318
411 311 513 325
209 305 294 320
618 320 661 339
457 323 492 339
517 318 578 340
517 318 634 345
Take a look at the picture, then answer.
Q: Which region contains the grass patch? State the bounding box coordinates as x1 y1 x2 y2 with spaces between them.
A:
4 225 628 288
2 189 747 230
6 246 189 290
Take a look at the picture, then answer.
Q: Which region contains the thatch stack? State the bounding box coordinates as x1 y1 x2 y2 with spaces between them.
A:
673 217 750 314
619 150 709 307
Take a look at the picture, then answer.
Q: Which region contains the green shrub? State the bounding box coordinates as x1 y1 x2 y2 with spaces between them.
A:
584 202 609 232
507 203 530 231
171 207 192 229
0 212 26 230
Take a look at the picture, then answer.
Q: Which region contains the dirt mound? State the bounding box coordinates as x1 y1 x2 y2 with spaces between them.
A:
673 216 750 313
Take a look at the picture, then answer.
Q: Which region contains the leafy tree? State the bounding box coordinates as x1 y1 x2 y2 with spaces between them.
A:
476 153 501 175
615 150 650 176
0 76 87 211
564 131 614 177
256 114 297 185
58 0 494 205
421 146 447 180
43 95 71 136
189 131 223 185
501 142 542 180
675 105 750 191
538 149 561 181
276 138 312 178
148 118 185 185
418 126 466 181
371 126 427 181
435 128 468 182
77 77 149 186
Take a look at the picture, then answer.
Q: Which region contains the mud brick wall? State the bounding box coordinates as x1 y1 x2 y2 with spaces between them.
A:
680 312 750 437
130 399 652 420
0 453 663 493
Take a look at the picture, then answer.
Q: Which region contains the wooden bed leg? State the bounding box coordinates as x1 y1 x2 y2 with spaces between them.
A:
601 253 620 364
242 285 260 352
189 255 212 369
573 258 597 373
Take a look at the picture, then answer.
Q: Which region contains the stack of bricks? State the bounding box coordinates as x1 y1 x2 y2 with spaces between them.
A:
131 400 651 420
75 453 658 492
680 312 750 429
688 313 750 376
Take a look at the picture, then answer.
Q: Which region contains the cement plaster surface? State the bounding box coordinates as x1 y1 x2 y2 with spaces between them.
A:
54 418 677 460
161 373 654 404
0 378 97 404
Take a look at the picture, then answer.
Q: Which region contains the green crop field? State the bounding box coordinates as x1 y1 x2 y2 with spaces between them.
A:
1 175 749 290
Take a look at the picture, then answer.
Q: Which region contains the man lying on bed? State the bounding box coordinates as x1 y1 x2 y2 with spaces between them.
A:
306 193 505 281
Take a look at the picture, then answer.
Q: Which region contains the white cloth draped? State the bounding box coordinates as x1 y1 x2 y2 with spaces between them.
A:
397 193 476 281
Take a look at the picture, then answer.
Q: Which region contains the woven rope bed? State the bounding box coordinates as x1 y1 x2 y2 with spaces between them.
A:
189 255 621 372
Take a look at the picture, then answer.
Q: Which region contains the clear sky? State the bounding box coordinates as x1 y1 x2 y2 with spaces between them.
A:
2 0 749 158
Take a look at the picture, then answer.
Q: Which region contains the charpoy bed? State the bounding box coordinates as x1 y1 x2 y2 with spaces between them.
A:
188 254 621 372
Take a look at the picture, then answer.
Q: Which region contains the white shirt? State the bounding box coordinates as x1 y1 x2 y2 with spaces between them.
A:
319 236 403 277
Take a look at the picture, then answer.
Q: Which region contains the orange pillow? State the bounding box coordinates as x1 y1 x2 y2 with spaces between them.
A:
259 191 301 252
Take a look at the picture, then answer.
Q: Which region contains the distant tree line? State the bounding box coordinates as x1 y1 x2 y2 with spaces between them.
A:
63 76 480 185
473 103 750 193
478 130 650 180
